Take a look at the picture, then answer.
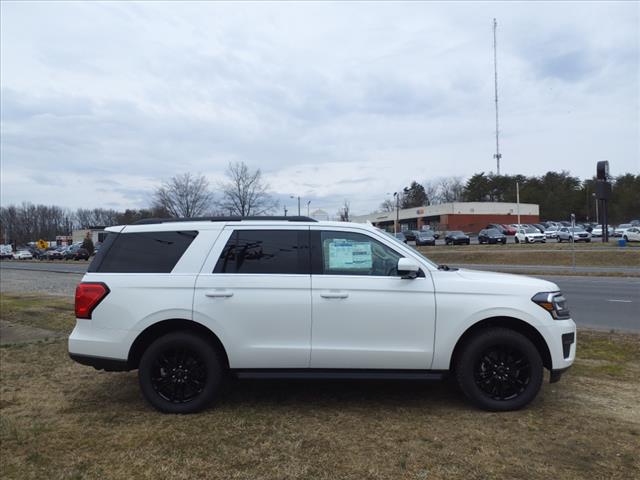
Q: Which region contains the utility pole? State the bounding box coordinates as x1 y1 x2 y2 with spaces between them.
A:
493 18 502 176
516 181 521 225
393 192 400 233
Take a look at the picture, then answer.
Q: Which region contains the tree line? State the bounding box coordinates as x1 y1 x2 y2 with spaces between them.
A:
381 171 639 223
1 162 277 246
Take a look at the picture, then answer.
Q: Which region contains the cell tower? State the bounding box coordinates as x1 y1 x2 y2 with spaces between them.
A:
493 18 501 175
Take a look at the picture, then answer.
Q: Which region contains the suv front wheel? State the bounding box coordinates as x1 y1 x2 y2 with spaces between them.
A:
455 328 543 411
138 331 223 413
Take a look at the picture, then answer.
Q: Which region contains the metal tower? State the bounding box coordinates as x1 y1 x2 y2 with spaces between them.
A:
493 18 501 175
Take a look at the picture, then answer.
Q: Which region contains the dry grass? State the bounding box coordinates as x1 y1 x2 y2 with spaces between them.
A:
1 294 639 480
419 247 640 269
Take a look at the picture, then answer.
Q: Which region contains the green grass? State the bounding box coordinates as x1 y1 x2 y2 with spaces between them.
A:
0 294 74 334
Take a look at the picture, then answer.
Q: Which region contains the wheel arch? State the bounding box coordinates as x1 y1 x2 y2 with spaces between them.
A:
449 316 552 372
128 319 230 370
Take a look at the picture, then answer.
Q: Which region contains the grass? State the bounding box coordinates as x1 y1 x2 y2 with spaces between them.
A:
1 294 639 479
418 246 640 269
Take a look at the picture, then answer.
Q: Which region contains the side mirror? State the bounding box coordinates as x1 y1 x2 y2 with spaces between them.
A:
397 257 419 279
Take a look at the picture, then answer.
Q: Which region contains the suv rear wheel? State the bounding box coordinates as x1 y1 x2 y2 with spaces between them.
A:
455 328 543 411
138 331 223 413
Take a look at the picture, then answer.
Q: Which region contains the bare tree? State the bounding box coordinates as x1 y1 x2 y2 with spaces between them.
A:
438 176 465 203
422 180 440 205
338 200 351 222
153 173 214 218
219 161 277 216
379 199 395 212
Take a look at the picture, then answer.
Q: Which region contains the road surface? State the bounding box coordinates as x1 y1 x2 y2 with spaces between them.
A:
1 261 638 332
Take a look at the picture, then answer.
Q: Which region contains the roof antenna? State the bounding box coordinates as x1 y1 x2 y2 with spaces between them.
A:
493 18 502 176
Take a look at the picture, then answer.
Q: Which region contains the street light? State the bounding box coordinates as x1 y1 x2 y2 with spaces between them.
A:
290 195 301 216
306 200 311 216
393 192 400 233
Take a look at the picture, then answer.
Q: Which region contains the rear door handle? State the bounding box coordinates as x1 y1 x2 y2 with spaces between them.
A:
320 292 349 299
205 290 233 298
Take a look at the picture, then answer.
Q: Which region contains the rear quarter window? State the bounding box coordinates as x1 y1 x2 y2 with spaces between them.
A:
91 231 198 273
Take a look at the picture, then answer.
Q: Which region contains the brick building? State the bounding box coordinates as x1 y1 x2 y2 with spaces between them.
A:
351 202 539 233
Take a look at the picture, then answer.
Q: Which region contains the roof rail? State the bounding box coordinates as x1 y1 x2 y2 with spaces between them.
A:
132 216 318 225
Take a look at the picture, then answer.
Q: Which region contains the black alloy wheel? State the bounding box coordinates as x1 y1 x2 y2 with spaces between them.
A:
455 328 543 411
473 345 531 401
139 331 223 413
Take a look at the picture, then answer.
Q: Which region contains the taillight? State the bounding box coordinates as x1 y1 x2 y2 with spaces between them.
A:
75 282 110 319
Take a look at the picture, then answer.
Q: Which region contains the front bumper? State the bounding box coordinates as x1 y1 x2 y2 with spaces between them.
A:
540 319 577 373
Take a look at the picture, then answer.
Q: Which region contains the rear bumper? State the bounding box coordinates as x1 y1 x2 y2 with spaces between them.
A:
69 353 131 372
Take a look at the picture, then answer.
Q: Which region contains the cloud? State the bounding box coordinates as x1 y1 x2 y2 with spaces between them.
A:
1 1 638 216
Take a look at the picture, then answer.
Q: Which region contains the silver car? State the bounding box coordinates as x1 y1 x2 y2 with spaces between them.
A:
557 226 592 243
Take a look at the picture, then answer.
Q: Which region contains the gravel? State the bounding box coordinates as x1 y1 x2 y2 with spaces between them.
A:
0 268 81 297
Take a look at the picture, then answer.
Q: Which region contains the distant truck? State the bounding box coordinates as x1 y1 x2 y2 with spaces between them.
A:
0 244 14 259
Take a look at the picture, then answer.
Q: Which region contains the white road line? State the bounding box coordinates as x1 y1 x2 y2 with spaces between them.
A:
607 299 632 303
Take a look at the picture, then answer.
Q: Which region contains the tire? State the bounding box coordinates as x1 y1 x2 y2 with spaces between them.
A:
557 237 562 243
515 237 520 244
455 328 543 411
586 239 591 243
138 331 223 413
525 237 530 244
623 236 628 242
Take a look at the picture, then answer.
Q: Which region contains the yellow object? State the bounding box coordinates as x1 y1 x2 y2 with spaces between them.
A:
36 239 48 249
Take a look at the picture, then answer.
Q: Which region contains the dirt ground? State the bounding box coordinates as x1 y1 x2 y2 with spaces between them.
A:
1 293 639 480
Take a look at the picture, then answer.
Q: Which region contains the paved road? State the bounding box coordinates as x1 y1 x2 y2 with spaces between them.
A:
535 275 639 332
1 262 638 332
449 263 640 275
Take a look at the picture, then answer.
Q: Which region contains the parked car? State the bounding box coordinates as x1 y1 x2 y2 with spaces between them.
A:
62 245 90 261
403 231 419 242
515 227 546 244
501 224 517 236
622 227 640 242
591 226 614 237
394 232 407 243
421 227 440 239
532 224 546 233
486 224 507 235
614 224 633 237
69 216 576 413
415 231 436 246
40 248 64 260
444 231 470 245
557 227 591 243
478 228 507 245
544 226 560 239
13 250 33 260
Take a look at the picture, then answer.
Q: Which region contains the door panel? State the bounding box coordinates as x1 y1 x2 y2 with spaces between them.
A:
310 228 436 369
193 227 312 369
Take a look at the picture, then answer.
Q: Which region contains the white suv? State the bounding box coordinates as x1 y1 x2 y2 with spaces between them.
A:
69 216 576 413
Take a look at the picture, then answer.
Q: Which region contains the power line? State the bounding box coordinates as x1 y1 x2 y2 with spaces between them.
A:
493 18 502 176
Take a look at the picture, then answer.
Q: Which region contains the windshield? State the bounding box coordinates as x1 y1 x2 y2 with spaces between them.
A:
448 231 464 235
486 229 500 235
525 228 538 233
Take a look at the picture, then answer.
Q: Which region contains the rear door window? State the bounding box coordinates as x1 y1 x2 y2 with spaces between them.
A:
214 230 309 274
92 231 198 273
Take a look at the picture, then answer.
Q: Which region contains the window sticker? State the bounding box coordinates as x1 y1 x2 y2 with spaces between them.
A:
327 239 372 270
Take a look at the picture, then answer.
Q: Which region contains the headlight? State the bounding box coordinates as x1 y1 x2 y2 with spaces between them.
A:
532 292 571 319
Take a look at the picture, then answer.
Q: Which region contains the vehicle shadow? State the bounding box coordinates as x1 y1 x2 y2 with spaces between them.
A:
65 373 470 414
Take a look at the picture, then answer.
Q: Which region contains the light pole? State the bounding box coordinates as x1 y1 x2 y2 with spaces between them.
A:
393 192 400 233
290 195 301 216
306 200 311 216
592 193 598 223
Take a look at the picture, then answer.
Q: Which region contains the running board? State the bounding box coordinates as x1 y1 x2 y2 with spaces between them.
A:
232 369 448 381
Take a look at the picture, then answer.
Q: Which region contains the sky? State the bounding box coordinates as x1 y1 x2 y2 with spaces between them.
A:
1 1 638 216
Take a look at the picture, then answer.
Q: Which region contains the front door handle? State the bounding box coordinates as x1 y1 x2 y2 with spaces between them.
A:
320 292 349 299
205 290 234 298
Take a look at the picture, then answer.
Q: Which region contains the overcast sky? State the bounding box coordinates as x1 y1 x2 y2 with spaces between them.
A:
1 1 638 215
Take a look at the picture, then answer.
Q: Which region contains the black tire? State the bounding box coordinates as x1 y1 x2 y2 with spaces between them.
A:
455 328 543 411
138 331 223 413
515 237 520 244
586 239 591 243
557 237 562 243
